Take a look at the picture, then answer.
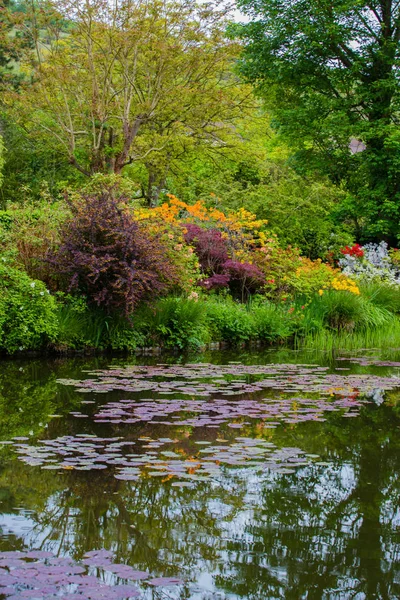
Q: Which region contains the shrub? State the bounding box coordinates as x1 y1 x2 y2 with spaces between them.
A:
49 192 177 314
223 259 265 301
283 257 336 297
252 302 297 341
339 241 400 285
0 194 70 283
0 262 58 354
205 298 255 343
183 224 229 274
199 273 230 291
135 296 208 350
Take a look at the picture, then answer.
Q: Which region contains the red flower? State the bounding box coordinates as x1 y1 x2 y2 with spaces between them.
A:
341 244 364 258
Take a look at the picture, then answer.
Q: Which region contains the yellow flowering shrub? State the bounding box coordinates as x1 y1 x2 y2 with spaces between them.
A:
284 258 360 297
286 258 336 296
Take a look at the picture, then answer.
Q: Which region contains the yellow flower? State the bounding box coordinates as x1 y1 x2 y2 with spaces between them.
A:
318 289 324 296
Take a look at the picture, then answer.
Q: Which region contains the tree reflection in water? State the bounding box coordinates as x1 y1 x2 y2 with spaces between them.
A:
0 356 399 598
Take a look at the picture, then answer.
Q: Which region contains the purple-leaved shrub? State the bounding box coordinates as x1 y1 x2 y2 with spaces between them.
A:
49 192 176 314
183 224 229 275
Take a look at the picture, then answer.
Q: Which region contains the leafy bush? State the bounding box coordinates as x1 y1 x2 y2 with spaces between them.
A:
0 262 58 353
252 302 296 341
199 273 230 290
285 258 336 296
49 192 177 314
0 194 70 283
135 296 207 350
339 241 400 285
223 259 265 300
205 298 255 343
183 224 229 274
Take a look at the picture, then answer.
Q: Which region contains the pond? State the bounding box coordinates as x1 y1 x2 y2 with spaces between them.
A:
0 348 399 599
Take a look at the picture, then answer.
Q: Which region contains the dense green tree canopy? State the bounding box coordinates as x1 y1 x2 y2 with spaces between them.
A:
9 0 254 205
233 0 400 242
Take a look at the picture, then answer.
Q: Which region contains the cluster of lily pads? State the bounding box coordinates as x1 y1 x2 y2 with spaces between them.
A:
0 549 183 599
92 393 361 427
57 363 400 401
2 362 398 486
337 356 400 367
9 435 319 484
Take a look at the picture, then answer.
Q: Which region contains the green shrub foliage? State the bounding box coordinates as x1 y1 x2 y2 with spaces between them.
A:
0 262 58 353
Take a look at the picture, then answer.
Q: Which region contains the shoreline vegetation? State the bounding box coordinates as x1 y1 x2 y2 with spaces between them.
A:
2 192 400 359
2 192 400 358
2 2 400 359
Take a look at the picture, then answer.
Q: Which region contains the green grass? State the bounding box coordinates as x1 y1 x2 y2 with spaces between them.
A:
359 282 400 313
297 318 400 352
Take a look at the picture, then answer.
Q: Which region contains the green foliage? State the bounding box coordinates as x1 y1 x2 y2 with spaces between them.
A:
0 193 70 281
233 0 400 242
300 320 400 353
251 302 296 341
0 262 58 353
359 282 400 314
168 135 353 259
135 296 208 350
0 115 81 208
304 290 395 333
0 135 4 190
56 297 108 350
204 297 299 344
56 295 144 352
204 297 255 344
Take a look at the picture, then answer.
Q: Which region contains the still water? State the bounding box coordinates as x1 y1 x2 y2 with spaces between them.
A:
0 348 399 600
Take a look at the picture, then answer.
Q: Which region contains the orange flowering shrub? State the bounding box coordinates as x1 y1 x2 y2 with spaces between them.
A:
135 195 270 255
134 200 201 293
135 195 358 300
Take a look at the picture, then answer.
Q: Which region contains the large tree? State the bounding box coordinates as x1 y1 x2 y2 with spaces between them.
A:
13 0 253 204
233 0 400 242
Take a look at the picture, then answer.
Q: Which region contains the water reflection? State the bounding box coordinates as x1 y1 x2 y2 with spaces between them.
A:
0 353 399 598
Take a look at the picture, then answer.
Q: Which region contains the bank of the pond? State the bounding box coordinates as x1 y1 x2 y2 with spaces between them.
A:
3 292 400 358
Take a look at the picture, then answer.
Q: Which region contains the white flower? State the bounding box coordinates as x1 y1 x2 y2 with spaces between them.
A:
40 291 44 296
339 242 400 286
188 291 199 302
30 282 35 288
